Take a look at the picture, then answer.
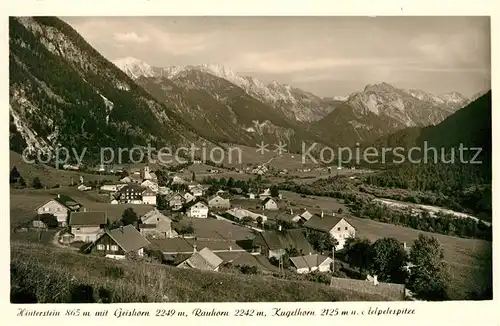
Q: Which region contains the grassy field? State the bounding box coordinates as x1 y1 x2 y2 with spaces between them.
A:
10 151 120 188
345 215 492 300
11 241 394 303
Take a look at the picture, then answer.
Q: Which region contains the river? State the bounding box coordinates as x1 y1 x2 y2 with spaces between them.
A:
373 198 491 227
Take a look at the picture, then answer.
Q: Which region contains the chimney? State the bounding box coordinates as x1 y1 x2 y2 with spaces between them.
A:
57 194 60 198
193 244 197 253
278 225 282 232
119 226 124 233
290 208 293 215
403 242 407 250
229 244 232 251
321 211 324 218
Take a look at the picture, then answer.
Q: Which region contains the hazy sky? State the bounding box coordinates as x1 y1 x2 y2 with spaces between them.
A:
62 16 490 97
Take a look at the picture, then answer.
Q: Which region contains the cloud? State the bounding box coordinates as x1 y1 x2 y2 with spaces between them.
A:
113 32 150 43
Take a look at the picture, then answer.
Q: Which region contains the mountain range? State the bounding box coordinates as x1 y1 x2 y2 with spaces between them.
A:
9 16 487 164
114 57 479 148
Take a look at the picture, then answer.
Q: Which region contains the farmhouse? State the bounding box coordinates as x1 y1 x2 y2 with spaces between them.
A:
253 228 313 259
289 254 334 274
90 225 150 260
69 211 107 243
36 194 82 226
303 213 356 250
292 209 313 223
190 185 204 197
182 191 196 203
177 247 223 272
186 201 209 218
158 186 172 195
262 197 279 211
142 188 157 205
141 179 158 193
139 209 177 239
167 193 185 211
208 195 231 210
118 183 145 204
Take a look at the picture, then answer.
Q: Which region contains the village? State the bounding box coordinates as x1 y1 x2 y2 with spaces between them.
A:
15 161 425 302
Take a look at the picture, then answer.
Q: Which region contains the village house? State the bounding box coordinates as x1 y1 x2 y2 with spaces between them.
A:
251 165 268 175
253 228 313 259
77 184 92 191
120 173 142 184
139 208 177 239
289 254 334 274
177 247 224 272
118 183 145 204
90 225 150 260
208 194 231 210
303 213 356 250
262 197 279 211
100 184 126 192
158 186 172 196
182 191 196 203
259 188 272 199
69 211 108 243
292 209 313 223
36 194 82 227
141 179 159 193
167 193 185 211
186 201 209 218
190 185 204 197
248 192 256 199
142 188 157 205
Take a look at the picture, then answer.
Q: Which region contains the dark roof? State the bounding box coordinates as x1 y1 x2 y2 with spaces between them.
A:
330 277 405 301
255 229 313 254
261 197 276 205
69 211 107 226
266 211 295 223
290 254 332 269
181 247 223 270
303 215 346 232
185 199 208 209
54 194 81 208
151 237 244 254
106 225 150 252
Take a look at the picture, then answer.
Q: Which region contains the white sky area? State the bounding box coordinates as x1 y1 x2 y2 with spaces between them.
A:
63 16 490 97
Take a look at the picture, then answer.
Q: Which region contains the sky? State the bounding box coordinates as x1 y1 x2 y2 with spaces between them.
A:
62 16 491 98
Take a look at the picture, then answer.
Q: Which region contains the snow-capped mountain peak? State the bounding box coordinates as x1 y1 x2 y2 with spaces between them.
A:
113 57 154 79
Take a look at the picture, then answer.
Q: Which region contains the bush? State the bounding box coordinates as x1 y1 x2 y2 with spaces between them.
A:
32 177 43 189
39 214 59 229
239 265 258 275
